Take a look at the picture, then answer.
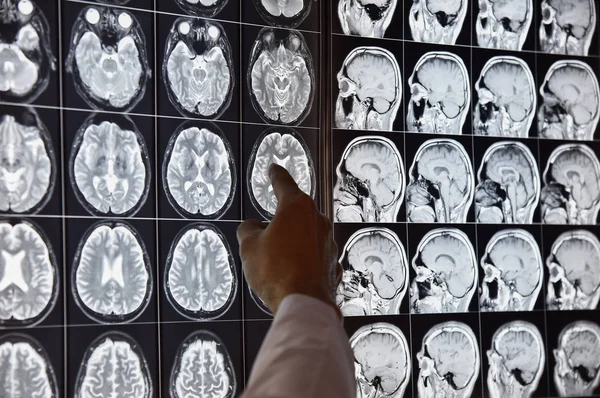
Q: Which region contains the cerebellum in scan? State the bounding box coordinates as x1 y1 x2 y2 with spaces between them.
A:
253 0 312 28
173 0 229 18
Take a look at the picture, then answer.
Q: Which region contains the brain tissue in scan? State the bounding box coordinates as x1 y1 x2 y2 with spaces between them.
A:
0 333 58 397
173 0 229 18
75 332 153 398
72 221 152 323
249 28 314 125
254 0 312 28
540 0 597 56
164 18 234 119
0 108 56 214
408 0 468 44
163 121 236 219
69 114 150 217
476 0 533 51
0 0 56 104
66 6 150 112
248 127 314 219
338 0 397 38
170 331 237 398
165 223 237 320
0 220 58 327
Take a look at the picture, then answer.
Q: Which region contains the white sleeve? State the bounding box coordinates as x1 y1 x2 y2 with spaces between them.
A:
242 294 356 398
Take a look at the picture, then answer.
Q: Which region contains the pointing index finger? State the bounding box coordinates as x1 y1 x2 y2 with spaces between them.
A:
269 164 300 202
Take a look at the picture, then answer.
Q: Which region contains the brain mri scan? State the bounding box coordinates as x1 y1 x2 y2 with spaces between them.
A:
541 144 600 225
0 108 56 214
540 0 597 55
248 28 314 125
547 230 600 310
349 323 411 398
163 121 236 219
408 0 468 44
336 228 409 316
553 321 600 396
165 223 237 320
407 139 474 223
333 136 405 223
474 56 536 138
538 60 599 141
476 0 533 50
479 229 543 312
163 18 234 119
0 220 58 327
172 0 229 18
0 0 56 103
407 52 470 135
475 141 540 224
72 221 152 324
170 330 236 398
335 47 401 131
337 0 397 38
0 333 58 397
66 6 150 112
254 0 312 28
69 114 150 217
410 228 477 314
248 127 315 219
75 332 152 398
487 321 545 398
417 321 480 398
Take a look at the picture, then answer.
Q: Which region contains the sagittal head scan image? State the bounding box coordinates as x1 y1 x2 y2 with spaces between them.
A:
541 144 600 225
0 0 56 103
475 141 540 224
540 0 597 56
248 127 315 219
486 321 545 398
546 229 600 310
69 114 150 217
410 228 477 314
407 52 470 135
336 227 409 316
417 321 481 398
248 28 314 126
408 0 468 44
337 0 397 38
170 330 237 398
163 121 236 219
479 229 543 312
474 56 536 138
253 0 312 28
0 220 58 327
66 6 150 112
164 18 234 119
165 223 237 320
173 0 229 18
406 139 474 223
75 332 153 398
72 221 152 324
335 47 401 131
349 323 411 398
553 321 600 396
0 333 59 397
538 60 599 141
333 136 405 223
0 107 56 214
476 0 533 50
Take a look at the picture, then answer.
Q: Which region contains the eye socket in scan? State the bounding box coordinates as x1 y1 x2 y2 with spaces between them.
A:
476 0 534 51
253 0 312 28
540 0 597 56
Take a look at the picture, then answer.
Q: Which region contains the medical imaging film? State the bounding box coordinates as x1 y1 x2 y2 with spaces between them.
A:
172 0 230 18
405 0 470 45
539 0 598 56
474 0 536 51
252 0 312 28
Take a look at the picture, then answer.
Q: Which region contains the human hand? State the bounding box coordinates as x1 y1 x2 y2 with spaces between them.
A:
237 164 342 316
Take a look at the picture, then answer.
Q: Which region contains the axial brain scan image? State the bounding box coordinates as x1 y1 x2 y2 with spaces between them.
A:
0 221 57 327
408 0 468 44
66 6 150 112
540 0 597 55
69 115 150 216
75 332 153 398
254 0 312 28
172 0 229 18
248 128 314 219
164 18 234 119
0 108 56 214
410 228 477 314
349 323 411 398
335 47 401 131
249 28 314 125
476 0 533 50
165 223 236 320
72 222 152 323
170 331 237 398
0 0 56 103
337 0 397 38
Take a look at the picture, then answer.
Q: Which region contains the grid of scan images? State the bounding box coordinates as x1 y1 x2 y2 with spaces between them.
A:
331 0 600 397
0 0 322 396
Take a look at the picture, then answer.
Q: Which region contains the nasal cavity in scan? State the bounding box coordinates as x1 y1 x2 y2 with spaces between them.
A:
252 0 312 28
248 28 315 125
173 0 229 17
66 6 150 111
